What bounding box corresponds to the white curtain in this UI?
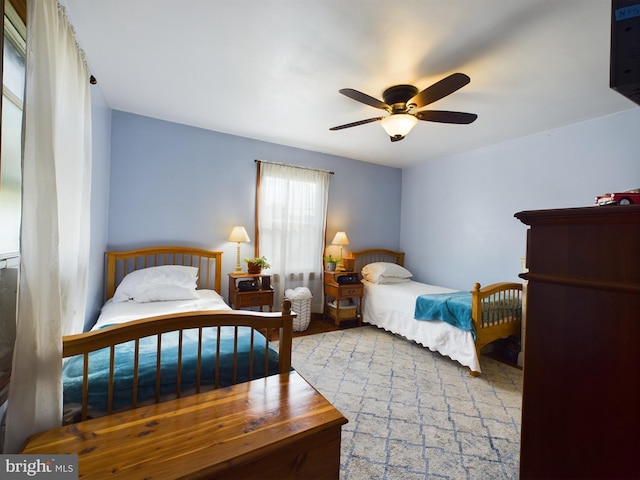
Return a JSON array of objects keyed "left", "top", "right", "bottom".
[
  {"left": 257, "top": 162, "right": 329, "bottom": 311},
  {"left": 3, "top": 0, "right": 92, "bottom": 453}
]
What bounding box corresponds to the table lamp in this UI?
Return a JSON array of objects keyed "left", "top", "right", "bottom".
[
  {"left": 228, "top": 226, "right": 250, "bottom": 272},
  {"left": 331, "top": 231, "right": 349, "bottom": 272}
]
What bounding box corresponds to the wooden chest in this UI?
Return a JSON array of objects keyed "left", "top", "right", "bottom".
[{"left": 22, "top": 372, "right": 347, "bottom": 479}]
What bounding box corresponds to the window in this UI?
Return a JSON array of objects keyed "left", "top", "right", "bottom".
[
  {"left": 0, "top": 0, "right": 25, "bottom": 398},
  {"left": 256, "top": 161, "right": 330, "bottom": 311},
  {"left": 0, "top": 0, "right": 24, "bottom": 254}
]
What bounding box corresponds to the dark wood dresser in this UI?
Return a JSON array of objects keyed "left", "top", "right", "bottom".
[{"left": 515, "top": 205, "right": 640, "bottom": 479}]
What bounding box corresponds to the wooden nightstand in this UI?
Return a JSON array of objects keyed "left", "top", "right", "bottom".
[
  {"left": 323, "top": 271, "right": 363, "bottom": 326},
  {"left": 228, "top": 272, "right": 274, "bottom": 311}
]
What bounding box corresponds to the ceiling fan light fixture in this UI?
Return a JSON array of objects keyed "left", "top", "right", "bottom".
[{"left": 380, "top": 114, "right": 418, "bottom": 140}]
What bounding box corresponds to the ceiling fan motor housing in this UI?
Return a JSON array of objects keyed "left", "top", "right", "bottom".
[{"left": 382, "top": 84, "right": 419, "bottom": 111}]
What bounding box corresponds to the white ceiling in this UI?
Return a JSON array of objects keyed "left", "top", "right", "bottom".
[{"left": 62, "top": 0, "right": 636, "bottom": 168}]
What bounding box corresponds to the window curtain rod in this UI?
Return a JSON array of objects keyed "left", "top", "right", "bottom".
[{"left": 254, "top": 159, "right": 334, "bottom": 175}]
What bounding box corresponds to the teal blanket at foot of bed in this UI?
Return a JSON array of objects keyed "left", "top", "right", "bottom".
[
  {"left": 62, "top": 326, "right": 281, "bottom": 412},
  {"left": 414, "top": 291, "right": 476, "bottom": 339}
]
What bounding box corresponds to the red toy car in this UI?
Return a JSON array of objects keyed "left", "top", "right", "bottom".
[{"left": 595, "top": 188, "right": 640, "bottom": 206}]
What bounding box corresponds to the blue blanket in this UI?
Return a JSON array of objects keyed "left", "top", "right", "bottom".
[
  {"left": 414, "top": 291, "right": 476, "bottom": 339},
  {"left": 63, "top": 326, "right": 280, "bottom": 412}
]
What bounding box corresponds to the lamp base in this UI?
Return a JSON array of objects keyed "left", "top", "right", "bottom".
[
  {"left": 336, "top": 245, "right": 346, "bottom": 272},
  {"left": 235, "top": 243, "right": 243, "bottom": 273}
]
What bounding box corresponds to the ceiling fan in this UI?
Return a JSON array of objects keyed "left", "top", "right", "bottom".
[{"left": 330, "top": 72, "right": 478, "bottom": 142}]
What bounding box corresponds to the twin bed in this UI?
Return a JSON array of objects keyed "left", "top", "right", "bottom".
[
  {"left": 62, "top": 246, "right": 294, "bottom": 421},
  {"left": 351, "top": 249, "right": 523, "bottom": 375}
]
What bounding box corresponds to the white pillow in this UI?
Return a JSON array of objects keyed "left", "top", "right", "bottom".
[
  {"left": 375, "top": 276, "right": 411, "bottom": 284},
  {"left": 130, "top": 285, "right": 199, "bottom": 303},
  {"left": 112, "top": 265, "right": 199, "bottom": 303},
  {"left": 362, "top": 262, "right": 412, "bottom": 284}
]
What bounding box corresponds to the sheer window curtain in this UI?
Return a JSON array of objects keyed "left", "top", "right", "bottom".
[
  {"left": 3, "top": 0, "right": 92, "bottom": 452},
  {"left": 257, "top": 162, "right": 329, "bottom": 312}
]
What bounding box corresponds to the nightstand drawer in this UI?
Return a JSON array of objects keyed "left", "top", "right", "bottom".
[
  {"left": 235, "top": 291, "right": 273, "bottom": 308},
  {"left": 337, "top": 284, "right": 363, "bottom": 297},
  {"left": 323, "top": 281, "right": 362, "bottom": 299}
]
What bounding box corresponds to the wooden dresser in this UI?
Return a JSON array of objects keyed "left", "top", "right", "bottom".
[
  {"left": 22, "top": 372, "right": 347, "bottom": 479},
  {"left": 515, "top": 205, "right": 640, "bottom": 479}
]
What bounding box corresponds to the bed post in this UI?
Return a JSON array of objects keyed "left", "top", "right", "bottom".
[
  {"left": 105, "top": 253, "right": 117, "bottom": 301},
  {"left": 279, "top": 300, "right": 294, "bottom": 373},
  {"left": 469, "top": 282, "right": 482, "bottom": 376},
  {"left": 213, "top": 252, "right": 223, "bottom": 294}
]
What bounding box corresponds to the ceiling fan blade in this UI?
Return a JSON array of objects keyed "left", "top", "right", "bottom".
[
  {"left": 409, "top": 73, "right": 471, "bottom": 108},
  {"left": 330, "top": 117, "right": 384, "bottom": 131},
  {"left": 339, "top": 88, "right": 389, "bottom": 110},
  {"left": 415, "top": 110, "right": 478, "bottom": 124}
]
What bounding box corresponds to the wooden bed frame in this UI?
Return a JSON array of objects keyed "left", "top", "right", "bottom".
[
  {"left": 63, "top": 246, "right": 294, "bottom": 421},
  {"left": 351, "top": 248, "right": 522, "bottom": 375}
]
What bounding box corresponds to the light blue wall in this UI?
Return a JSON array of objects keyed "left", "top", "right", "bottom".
[
  {"left": 85, "top": 84, "right": 112, "bottom": 329},
  {"left": 108, "top": 111, "right": 402, "bottom": 301},
  {"left": 102, "top": 106, "right": 640, "bottom": 311},
  {"left": 400, "top": 107, "right": 640, "bottom": 290}
]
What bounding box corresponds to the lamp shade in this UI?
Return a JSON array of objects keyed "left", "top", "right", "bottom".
[
  {"left": 380, "top": 114, "right": 418, "bottom": 138},
  {"left": 228, "top": 226, "right": 250, "bottom": 243},
  {"left": 331, "top": 231, "right": 349, "bottom": 246}
]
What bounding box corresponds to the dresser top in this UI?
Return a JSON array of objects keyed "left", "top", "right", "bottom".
[{"left": 515, "top": 204, "right": 640, "bottom": 226}]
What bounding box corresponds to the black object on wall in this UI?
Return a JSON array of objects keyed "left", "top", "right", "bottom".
[{"left": 611, "top": 0, "right": 640, "bottom": 105}]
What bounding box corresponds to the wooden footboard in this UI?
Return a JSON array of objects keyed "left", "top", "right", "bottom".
[
  {"left": 64, "top": 301, "right": 294, "bottom": 422},
  {"left": 470, "top": 282, "right": 522, "bottom": 374}
]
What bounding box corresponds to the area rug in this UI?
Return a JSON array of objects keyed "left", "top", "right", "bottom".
[{"left": 291, "top": 326, "right": 522, "bottom": 480}]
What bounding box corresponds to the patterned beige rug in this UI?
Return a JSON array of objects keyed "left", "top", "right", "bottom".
[{"left": 291, "top": 326, "right": 522, "bottom": 480}]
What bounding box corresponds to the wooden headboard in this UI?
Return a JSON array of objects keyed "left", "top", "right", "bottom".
[
  {"left": 105, "top": 246, "right": 223, "bottom": 300},
  {"left": 351, "top": 249, "right": 405, "bottom": 272}
]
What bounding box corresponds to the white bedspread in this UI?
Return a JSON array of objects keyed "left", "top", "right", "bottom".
[
  {"left": 92, "top": 289, "right": 231, "bottom": 330},
  {"left": 362, "top": 279, "right": 481, "bottom": 373}
]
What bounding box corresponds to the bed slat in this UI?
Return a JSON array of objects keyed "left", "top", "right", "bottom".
[
  {"left": 177, "top": 330, "right": 183, "bottom": 397},
  {"left": 155, "top": 335, "right": 162, "bottom": 403},
  {"left": 133, "top": 339, "right": 140, "bottom": 409},
  {"left": 196, "top": 328, "right": 203, "bottom": 393},
  {"left": 107, "top": 345, "right": 115, "bottom": 415}
]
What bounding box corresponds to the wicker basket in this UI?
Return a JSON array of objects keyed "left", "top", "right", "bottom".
[
  {"left": 326, "top": 303, "right": 357, "bottom": 320},
  {"left": 289, "top": 298, "right": 312, "bottom": 331}
]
